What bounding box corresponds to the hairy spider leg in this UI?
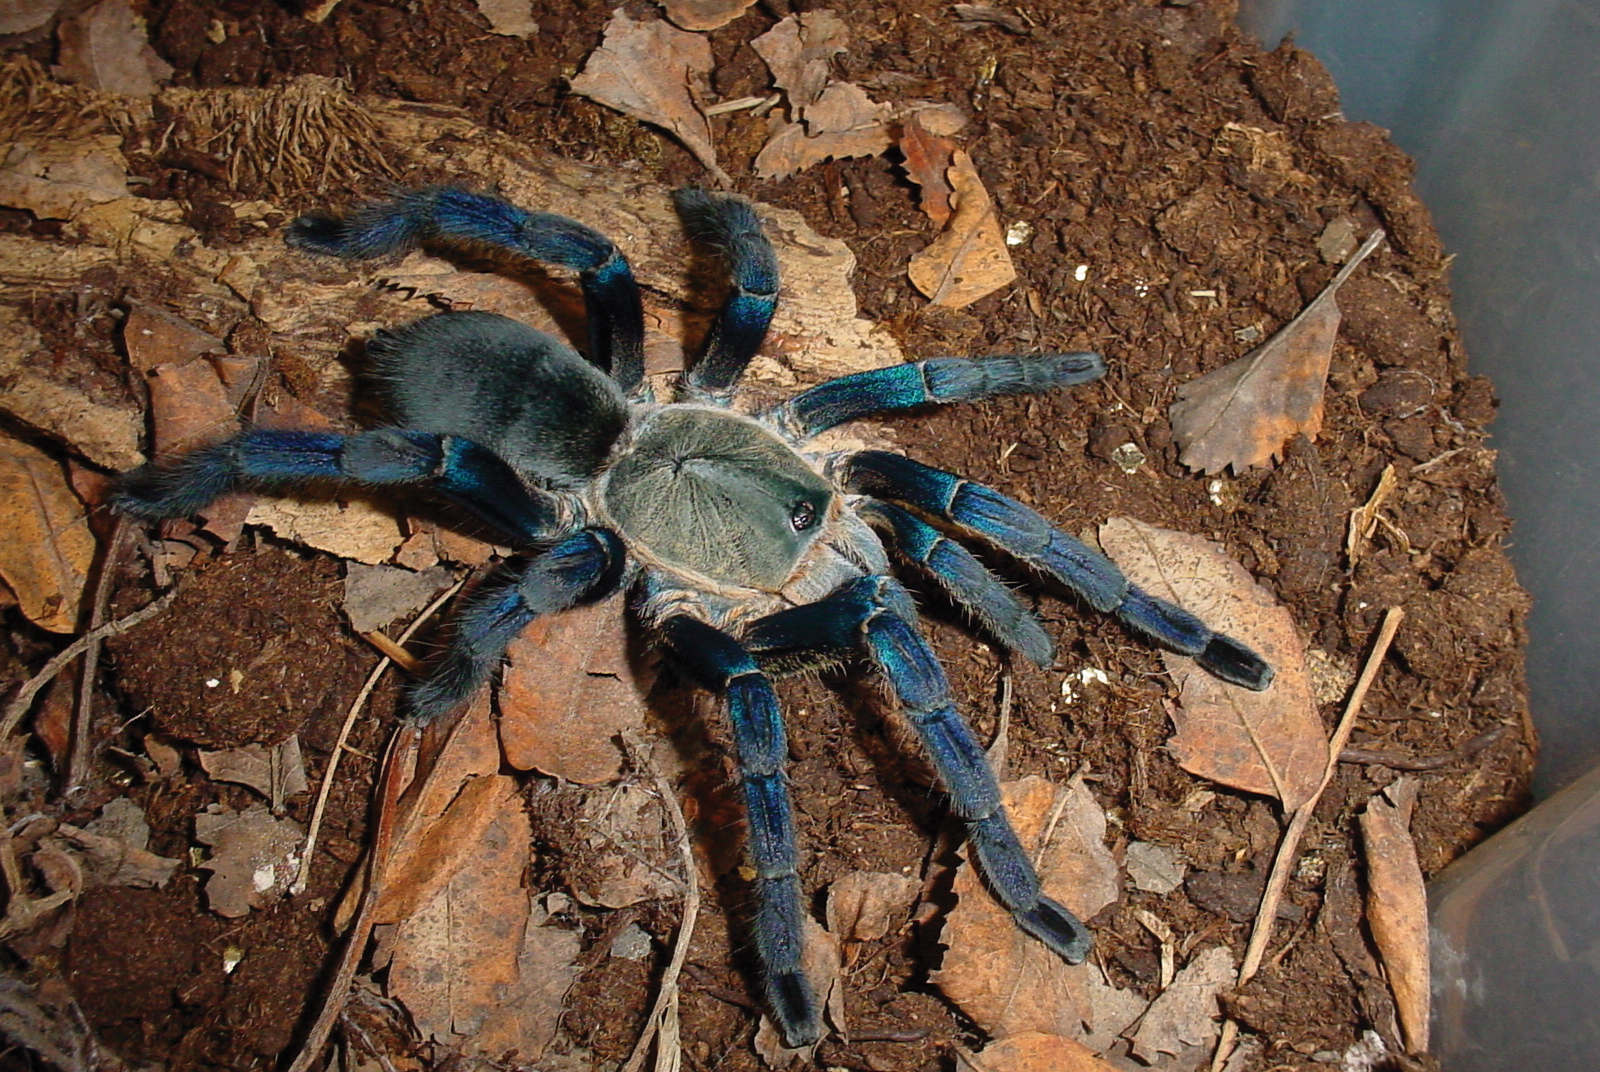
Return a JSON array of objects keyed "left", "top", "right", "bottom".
[
  {"left": 746, "top": 576, "right": 1094, "bottom": 965},
  {"left": 405, "top": 529, "right": 625, "bottom": 722},
  {"left": 859, "top": 499, "right": 1055, "bottom": 668},
  {"left": 657, "top": 614, "right": 819, "bottom": 1048},
  {"left": 840, "top": 451, "right": 1276, "bottom": 691},
  {"left": 287, "top": 187, "right": 646, "bottom": 390},
  {"left": 673, "top": 190, "right": 779, "bottom": 397},
  {"left": 115, "top": 429, "right": 566, "bottom": 545},
  {"left": 771, "top": 351, "right": 1106, "bottom": 438}
]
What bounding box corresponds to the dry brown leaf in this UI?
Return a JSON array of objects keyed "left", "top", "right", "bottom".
[
  {"left": 660, "top": 0, "right": 757, "bottom": 32},
  {"left": 144, "top": 358, "right": 236, "bottom": 457},
  {"left": 932, "top": 774, "right": 1119, "bottom": 1040},
  {"left": 0, "top": 437, "right": 95, "bottom": 633},
  {"left": 1169, "top": 230, "right": 1385, "bottom": 474},
  {"left": 1360, "top": 777, "right": 1429, "bottom": 1054},
  {"left": 197, "top": 737, "right": 310, "bottom": 807},
  {"left": 498, "top": 594, "right": 652, "bottom": 784},
  {"left": 387, "top": 791, "right": 576, "bottom": 1061},
  {"left": 907, "top": 150, "right": 1018, "bottom": 309},
  {"left": 1126, "top": 945, "right": 1235, "bottom": 1061},
  {"left": 122, "top": 304, "right": 225, "bottom": 373},
  {"left": 244, "top": 496, "right": 406, "bottom": 565},
  {"left": 54, "top": 820, "right": 180, "bottom": 890},
  {"left": 53, "top": 0, "right": 172, "bottom": 97},
  {"left": 192, "top": 803, "right": 305, "bottom": 917},
  {"left": 0, "top": 139, "right": 128, "bottom": 220},
  {"left": 569, "top": 782, "right": 677, "bottom": 908},
  {"left": 569, "top": 10, "right": 730, "bottom": 184},
  {"left": 899, "top": 113, "right": 959, "bottom": 227},
  {"left": 750, "top": 11, "right": 849, "bottom": 119},
  {"left": 474, "top": 0, "right": 538, "bottom": 36},
  {"left": 341, "top": 562, "right": 455, "bottom": 635},
  {"left": 0, "top": 0, "right": 64, "bottom": 35},
  {"left": 754, "top": 110, "right": 893, "bottom": 181},
  {"left": 956, "top": 1031, "right": 1124, "bottom": 1072},
  {"left": 826, "top": 870, "right": 919, "bottom": 944},
  {"left": 1099, "top": 517, "right": 1325, "bottom": 813}
]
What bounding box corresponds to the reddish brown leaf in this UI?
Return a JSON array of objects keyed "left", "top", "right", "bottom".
[
  {"left": 826, "top": 870, "right": 919, "bottom": 944},
  {"left": 569, "top": 11, "right": 729, "bottom": 184},
  {"left": 907, "top": 150, "right": 1017, "bottom": 309},
  {"left": 659, "top": 0, "right": 758, "bottom": 32},
  {"left": 898, "top": 112, "right": 958, "bottom": 227},
  {"left": 1169, "top": 230, "right": 1384, "bottom": 474},
  {"left": 0, "top": 437, "right": 95, "bottom": 633},
  {"left": 956, "top": 1032, "right": 1124, "bottom": 1072},
  {"left": 1099, "top": 517, "right": 1325, "bottom": 813},
  {"left": 1360, "top": 777, "right": 1429, "bottom": 1053},
  {"left": 498, "top": 594, "right": 652, "bottom": 783}
]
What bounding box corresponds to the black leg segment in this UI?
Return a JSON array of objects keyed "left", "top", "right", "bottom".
[{"left": 675, "top": 190, "right": 778, "bottom": 397}]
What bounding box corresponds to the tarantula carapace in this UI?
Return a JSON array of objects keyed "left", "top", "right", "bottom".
[{"left": 117, "top": 186, "right": 1272, "bottom": 1047}]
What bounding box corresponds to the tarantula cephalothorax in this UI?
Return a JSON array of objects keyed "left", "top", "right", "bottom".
[{"left": 116, "top": 187, "right": 1274, "bottom": 1047}]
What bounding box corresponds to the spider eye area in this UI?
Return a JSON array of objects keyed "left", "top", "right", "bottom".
[{"left": 790, "top": 500, "right": 818, "bottom": 531}]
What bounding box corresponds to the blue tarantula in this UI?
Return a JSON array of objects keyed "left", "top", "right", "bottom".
[{"left": 116, "top": 187, "right": 1272, "bottom": 1047}]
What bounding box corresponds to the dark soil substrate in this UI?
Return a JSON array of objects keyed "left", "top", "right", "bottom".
[{"left": 0, "top": 2, "right": 1531, "bottom": 1071}]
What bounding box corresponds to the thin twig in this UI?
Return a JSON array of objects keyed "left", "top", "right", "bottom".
[
  {"left": 67, "top": 518, "right": 130, "bottom": 790},
  {"left": 1340, "top": 724, "right": 1506, "bottom": 771},
  {"left": 292, "top": 579, "right": 463, "bottom": 896},
  {"left": 2, "top": 587, "right": 178, "bottom": 741},
  {"left": 1210, "top": 606, "right": 1404, "bottom": 1072},
  {"left": 621, "top": 732, "right": 699, "bottom": 1072}
]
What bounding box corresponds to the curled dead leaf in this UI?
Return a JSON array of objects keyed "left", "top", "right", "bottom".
[
  {"left": 1099, "top": 517, "right": 1325, "bottom": 813},
  {"left": 1169, "top": 230, "right": 1385, "bottom": 474},
  {"left": 0, "top": 437, "right": 95, "bottom": 633},
  {"left": 907, "top": 150, "right": 1018, "bottom": 309},
  {"left": 569, "top": 10, "right": 729, "bottom": 184},
  {"left": 1360, "top": 777, "right": 1429, "bottom": 1054},
  {"left": 898, "top": 113, "right": 959, "bottom": 227}
]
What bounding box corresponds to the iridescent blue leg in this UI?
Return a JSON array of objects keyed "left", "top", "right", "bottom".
[
  {"left": 839, "top": 452, "right": 1274, "bottom": 691},
  {"left": 658, "top": 614, "right": 817, "bottom": 1048},
  {"left": 745, "top": 576, "right": 1093, "bottom": 965},
  {"left": 287, "top": 187, "right": 645, "bottom": 390},
  {"left": 860, "top": 499, "right": 1054, "bottom": 668},
  {"left": 674, "top": 190, "right": 777, "bottom": 397},
  {"left": 406, "top": 529, "right": 625, "bottom": 722},
  {"left": 770, "top": 352, "right": 1104, "bottom": 438},
  {"left": 115, "top": 429, "right": 564, "bottom": 545}
]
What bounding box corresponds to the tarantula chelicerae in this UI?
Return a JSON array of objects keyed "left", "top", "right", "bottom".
[{"left": 117, "top": 187, "right": 1273, "bottom": 1046}]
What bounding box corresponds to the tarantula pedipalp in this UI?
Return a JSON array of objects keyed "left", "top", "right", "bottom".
[{"left": 116, "top": 186, "right": 1274, "bottom": 1047}]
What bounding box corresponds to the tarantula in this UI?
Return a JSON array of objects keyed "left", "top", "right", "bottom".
[{"left": 117, "top": 187, "right": 1273, "bottom": 1047}]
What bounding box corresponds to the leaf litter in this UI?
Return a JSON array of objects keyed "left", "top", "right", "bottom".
[{"left": 1358, "top": 776, "right": 1430, "bottom": 1054}]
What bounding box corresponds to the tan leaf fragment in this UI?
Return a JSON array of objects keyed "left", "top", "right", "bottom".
[
  {"left": 387, "top": 791, "right": 576, "bottom": 1061},
  {"left": 245, "top": 496, "right": 405, "bottom": 565},
  {"left": 0, "top": 139, "right": 128, "bottom": 219},
  {"left": 145, "top": 357, "right": 237, "bottom": 457},
  {"left": 1359, "top": 777, "right": 1429, "bottom": 1054},
  {"left": 932, "top": 774, "right": 1119, "bottom": 1040},
  {"left": 53, "top": 822, "right": 180, "bottom": 890},
  {"left": 1127, "top": 945, "right": 1235, "bottom": 1061},
  {"left": 122, "top": 303, "right": 225, "bottom": 373},
  {"left": 569, "top": 782, "right": 677, "bottom": 909},
  {"left": 197, "top": 736, "right": 310, "bottom": 808},
  {"left": 660, "top": 0, "right": 758, "bottom": 32},
  {"left": 956, "top": 1031, "right": 1125, "bottom": 1072},
  {"left": 750, "top": 11, "right": 850, "bottom": 118},
  {"left": 1169, "top": 230, "right": 1385, "bottom": 474},
  {"left": 498, "top": 595, "right": 653, "bottom": 784},
  {"left": 474, "top": 0, "right": 539, "bottom": 36},
  {"left": 1099, "top": 517, "right": 1324, "bottom": 812},
  {"left": 193, "top": 802, "right": 305, "bottom": 918},
  {"left": 753, "top": 86, "right": 893, "bottom": 181},
  {"left": 907, "top": 150, "right": 1018, "bottom": 309},
  {"left": 899, "top": 113, "right": 959, "bottom": 227},
  {"left": 53, "top": 0, "right": 173, "bottom": 97},
  {"left": 826, "top": 870, "right": 919, "bottom": 943},
  {"left": 0, "top": 437, "right": 95, "bottom": 633},
  {"left": 0, "top": 0, "right": 65, "bottom": 35},
  {"left": 341, "top": 562, "right": 456, "bottom": 635},
  {"left": 569, "top": 10, "right": 730, "bottom": 184}
]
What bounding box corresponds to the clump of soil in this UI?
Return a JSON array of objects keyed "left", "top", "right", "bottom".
[{"left": 0, "top": 2, "right": 1531, "bottom": 1071}]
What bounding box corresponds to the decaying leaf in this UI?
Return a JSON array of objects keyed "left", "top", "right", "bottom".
[
  {"left": 907, "top": 150, "right": 1018, "bottom": 309},
  {"left": 956, "top": 1031, "right": 1124, "bottom": 1072},
  {"left": 198, "top": 737, "right": 310, "bottom": 807},
  {"left": 1099, "top": 517, "right": 1325, "bottom": 813},
  {"left": 341, "top": 562, "right": 455, "bottom": 635},
  {"left": 0, "top": 437, "right": 95, "bottom": 633},
  {"left": 569, "top": 782, "right": 677, "bottom": 909},
  {"left": 660, "top": 0, "right": 758, "bottom": 32},
  {"left": 143, "top": 357, "right": 237, "bottom": 457},
  {"left": 932, "top": 775, "right": 1119, "bottom": 1040},
  {"left": 1169, "top": 230, "right": 1385, "bottom": 474},
  {"left": 569, "top": 10, "right": 730, "bottom": 184},
  {"left": 475, "top": 0, "right": 539, "bottom": 36},
  {"left": 386, "top": 789, "right": 576, "bottom": 1061},
  {"left": 1124, "top": 840, "right": 1186, "bottom": 895},
  {"left": 0, "top": 0, "right": 65, "bottom": 35},
  {"left": 1127, "top": 946, "right": 1234, "bottom": 1061},
  {"left": 750, "top": 11, "right": 849, "bottom": 119},
  {"left": 498, "top": 594, "right": 652, "bottom": 784},
  {"left": 826, "top": 870, "right": 919, "bottom": 944},
  {"left": 0, "top": 138, "right": 128, "bottom": 219},
  {"left": 53, "top": 0, "right": 173, "bottom": 97},
  {"left": 899, "top": 112, "right": 959, "bottom": 226},
  {"left": 244, "top": 496, "right": 406, "bottom": 565},
  {"left": 1359, "top": 777, "right": 1429, "bottom": 1054},
  {"left": 57, "top": 800, "right": 180, "bottom": 889},
  {"left": 193, "top": 802, "right": 306, "bottom": 918},
  {"left": 753, "top": 86, "right": 893, "bottom": 180}
]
